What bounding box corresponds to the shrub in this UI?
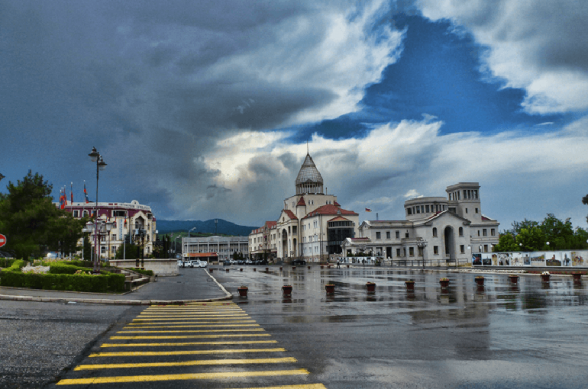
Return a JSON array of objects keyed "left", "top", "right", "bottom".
[
  {"left": 0, "top": 270, "right": 125, "bottom": 293},
  {"left": 130, "top": 268, "right": 154, "bottom": 276},
  {"left": 0, "top": 258, "right": 19, "bottom": 268}
]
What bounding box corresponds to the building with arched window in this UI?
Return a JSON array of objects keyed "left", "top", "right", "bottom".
[
  {"left": 342, "top": 182, "right": 499, "bottom": 263},
  {"left": 249, "top": 152, "right": 360, "bottom": 262}
]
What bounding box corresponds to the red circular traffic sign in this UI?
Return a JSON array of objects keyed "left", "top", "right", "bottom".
[{"left": 0, "top": 234, "right": 6, "bottom": 248}]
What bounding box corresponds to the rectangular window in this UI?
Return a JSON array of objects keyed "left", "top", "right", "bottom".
[
  {"left": 403, "top": 248, "right": 406, "bottom": 257},
  {"left": 396, "top": 248, "right": 401, "bottom": 257},
  {"left": 460, "top": 245, "right": 465, "bottom": 254},
  {"left": 409, "top": 247, "right": 414, "bottom": 257},
  {"left": 416, "top": 206, "right": 420, "bottom": 214},
  {"left": 475, "top": 208, "right": 479, "bottom": 213},
  {"left": 405, "top": 232, "right": 409, "bottom": 238},
  {"left": 483, "top": 229, "right": 487, "bottom": 236},
  {"left": 112, "top": 234, "right": 116, "bottom": 240},
  {"left": 465, "top": 208, "right": 468, "bottom": 213},
  {"left": 113, "top": 210, "right": 126, "bottom": 217},
  {"left": 407, "top": 208, "right": 412, "bottom": 215},
  {"left": 425, "top": 204, "right": 430, "bottom": 213},
  {"left": 434, "top": 246, "right": 439, "bottom": 255},
  {"left": 112, "top": 246, "right": 116, "bottom": 253},
  {"left": 396, "top": 231, "right": 399, "bottom": 239},
  {"left": 477, "top": 230, "right": 480, "bottom": 237},
  {"left": 491, "top": 229, "right": 496, "bottom": 236},
  {"left": 386, "top": 231, "right": 390, "bottom": 239},
  {"left": 376, "top": 232, "right": 381, "bottom": 239},
  {"left": 484, "top": 244, "right": 488, "bottom": 252},
  {"left": 73, "top": 210, "right": 79, "bottom": 218}
]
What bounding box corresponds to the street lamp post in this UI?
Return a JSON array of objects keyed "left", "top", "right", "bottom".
[
  {"left": 88, "top": 147, "right": 107, "bottom": 273},
  {"left": 134, "top": 228, "right": 146, "bottom": 269},
  {"left": 417, "top": 240, "right": 428, "bottom": 270}
]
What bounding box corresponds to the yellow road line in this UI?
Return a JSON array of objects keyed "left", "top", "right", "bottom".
[
  {"left": 111, "top": 334, "right": 271, "bottom": 339},
  {"left": 127, "top": 320, "right": 255, "bottom": 327},
  {"left": 118, "top": 329, "right": 264, "bottom": 334},
  {"left": 145, "top": 309, "right": 244, "bottom": 313},
  {"left": 136, "top": 313, "right": 249, "bottom": 319},
  {"left": 90, "top": 348, "right": 286, "bottom": 357},
  {"left": 57, "top": 369, "right": 309, "bottom": 385},
  {"left": 75, "top": 357, "right": 297, "bottom": 370},
  {"left": 124, "top": 324, "right": 259, "bottom": 329},
  {"left": 101, "top": 340, "right": 278, "bottom": 347},
  {"left": 131, "top": 318, "right": 251, "bottom": 322},
  {"left": 220, "top": 386, "right": 327, "bottom": 389}
]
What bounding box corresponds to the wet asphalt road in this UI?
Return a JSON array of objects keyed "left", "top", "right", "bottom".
[
  {"left": 48, "top": 265, "right": 588, "bottom": 388},
  {"left": 214, "top": 265, "right": 588, "bottom": 388}
]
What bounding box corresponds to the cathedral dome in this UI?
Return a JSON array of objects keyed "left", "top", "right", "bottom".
[{"left": 295, "top": 153, "right": 324, "bottom": 195}]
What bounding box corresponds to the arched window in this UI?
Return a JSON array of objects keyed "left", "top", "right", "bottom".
[
  {"left": 433, "top": 227, "right": 437, "bottom": 237},
  {"left": 459, "top": 227, "right": 463, "bottom": 237}
]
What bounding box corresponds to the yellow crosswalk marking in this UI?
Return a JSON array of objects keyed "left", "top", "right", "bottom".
[
  {"left": 131, "top": 318, "right": 251, "bottom": 322},
  {"left": 57, "top": 369, "right": 309, "bottom": 385},
  {"left": 90, "top": 348, "right": 286, "bottom": 357},
  {"left": 118, "top": 329, "right": 265, "bottom": 334},
  {"left": 111, "top": 334, "right": 271, "bottom": 339},
  {"left": 220, "top": 384, "right": 327, "bottom": 389},
  {"left": 136, "top": 314, "right": 249, "bottom": 318},
  {"left": 123, "top": 324, "right": 260, "bottom": 329},
  {"left": 101, "top": 340, "right": 278, "bottom": 347},
  {"left": 75, "top": 357, "right": 297, "bottom": 370},
  {"left": 127, "top": 320, "right": 255, "bottom": 327}
]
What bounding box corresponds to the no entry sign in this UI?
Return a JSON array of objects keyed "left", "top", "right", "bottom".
[{"left": 0, "top": 234, "right": 6, "bottom": 248}]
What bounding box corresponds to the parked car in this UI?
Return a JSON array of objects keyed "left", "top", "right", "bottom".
[
  {"left": 292, "top": 259, "right": 306, "bottom": 265},
  {"left": 237, "top": 260, "right": 245, "bottom": 265},
  {"left": 245, "top": 259, "right": 253, "bottom": 265},
  {"left": 196, "top": 260, "right": 208, "bottom": 268},
  {"left": 223, "top": 260, "right": 231, "bottom": 266}
]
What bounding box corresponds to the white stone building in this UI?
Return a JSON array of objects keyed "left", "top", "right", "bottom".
[
  {"left": 58, "top": 200, "right": 157, "bottom": 259},
  {"left": 250, "top": 152, "right": 360, "bottom": 262},
  {"left": 342, "top": 182, "right": 499, "bottom": 264},
  {"left": 182, "top": 235, "right": 248, "bottom": 263}
]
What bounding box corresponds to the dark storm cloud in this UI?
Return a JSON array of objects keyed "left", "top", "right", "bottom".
[{"left": 0, "top": 0, "right": 401, "bottom": 223}]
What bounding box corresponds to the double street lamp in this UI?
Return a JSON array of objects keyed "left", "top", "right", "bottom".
[
  {"left": 417, "top": 240, "right": 428, "bottom": 270},
  {"left": 89, "top": 147, "right": 107, "bottom": 273}
]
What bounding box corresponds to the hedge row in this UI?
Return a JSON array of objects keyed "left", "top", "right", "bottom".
[
  {"left": 130, "top": 268, "right": 154, "bottom": 277},
  {"left": 0, "top": 258, "right": 19, "bottom": 268},
  {"left": 48, "top": 264, "right": 97, "bottom": 275},
  {"left": 0, "top": 271, "right": 125, "bottom": 293},
  {"left": 6, "top": 260, "right": 26, "bottom": 271}
]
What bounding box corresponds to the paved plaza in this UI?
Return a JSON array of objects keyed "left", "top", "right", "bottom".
[{"left": 1, "top": 266, "right": 588, "bottom": 388}]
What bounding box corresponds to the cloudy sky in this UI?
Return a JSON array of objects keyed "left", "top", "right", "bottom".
[{"left": 1, "top": 0, "right": 588, "bottom": 230}]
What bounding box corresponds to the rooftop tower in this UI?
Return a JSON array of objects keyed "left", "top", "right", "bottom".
[{"left": 295, "top": 153, "right": 324, "bottom": 195}]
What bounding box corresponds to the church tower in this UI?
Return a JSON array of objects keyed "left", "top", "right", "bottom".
[{"left": 295, "top": 153, "right": 324, "bottom": 195}]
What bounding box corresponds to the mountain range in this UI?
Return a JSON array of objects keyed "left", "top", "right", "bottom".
[{"left": 155, "top": 219, "right": 258, "bottom": 236}]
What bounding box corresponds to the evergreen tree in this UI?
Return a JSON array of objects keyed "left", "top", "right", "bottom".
[{"left": 0, "top": 170, "right": 83, "bottom": 259}]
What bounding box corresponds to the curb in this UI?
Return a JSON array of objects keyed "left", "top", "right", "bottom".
[{"left": 0, "top": 271, "right": 234, "bottom": 306}]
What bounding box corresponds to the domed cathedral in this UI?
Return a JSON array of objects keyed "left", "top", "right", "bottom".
[{"left": 249, "top": 151, "right": 359, "bottom": 263}]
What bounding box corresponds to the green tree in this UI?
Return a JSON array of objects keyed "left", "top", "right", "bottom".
[
  {"left": 539, "top": 214, "right": 574, "bottom": 250},
  {"left": 82, "top": 233, "right": 92, "bottom": 260},
  {"left": 115, "top": 243, "right": 140, "bottom": 259},
  {"left": 0, "top": 170, "right": 84, "bottom": 259},
  {"left": 515, "top": 227, "right": 546, "bottom": 252},
  {"left": 493, "top": 233, "right": 519, "bottom": 252}
]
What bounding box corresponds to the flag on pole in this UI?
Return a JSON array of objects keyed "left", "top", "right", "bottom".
[
  {"left": 365, "top": 208, "right": 372, "bottom": 212},
  {"left": 70, "top": 182, "right": 73, "bottom": 203},
  {"left": 84, "top": 181, "right": 90, "bottom": 203},
  {"left": 64, "top": 186, "right": 68, "bottom": 206},
  {"left": 59, "top": 188, "right": 65, "bottom": 209}
]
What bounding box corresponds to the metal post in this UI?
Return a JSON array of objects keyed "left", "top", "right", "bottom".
[{"left": 93, "top": 161, "right": 99, "bottom": 273}]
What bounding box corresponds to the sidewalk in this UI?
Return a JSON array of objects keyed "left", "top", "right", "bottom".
[{"left": 0, "top": 268, "right": 232, "bottom": 305}]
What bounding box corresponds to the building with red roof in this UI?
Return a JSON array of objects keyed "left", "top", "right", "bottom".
[{"left": 250, "top": 152, "right": 359, "bottom": 262}]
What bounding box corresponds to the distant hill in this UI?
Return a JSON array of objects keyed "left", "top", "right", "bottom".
[{"left": 156, "top": 219, "right": 258, "bottom": 236}]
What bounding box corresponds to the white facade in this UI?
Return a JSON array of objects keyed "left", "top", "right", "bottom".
[
  {"left": 183, "top": 235, "right": 248, "bottom": 262},
  {"left": 58, "top": 200, "right": 157, "bottom": 259},
  {"left": 344, "top": 182, "right": 499, "bottom": 263},
  {"left": 251, "top": 153, "right": 359, "bottom": 263}
]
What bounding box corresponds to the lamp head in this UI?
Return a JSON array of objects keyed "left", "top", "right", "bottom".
[{"left": 89, "top": 147, "right": 99, "bottom": 162}]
